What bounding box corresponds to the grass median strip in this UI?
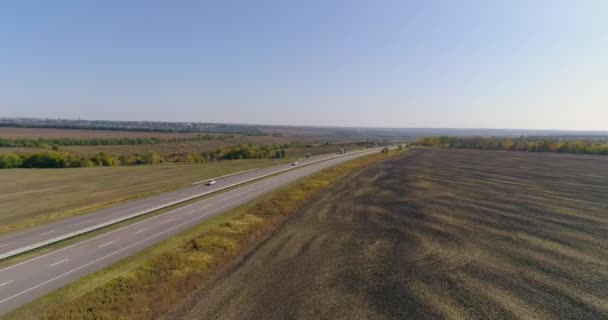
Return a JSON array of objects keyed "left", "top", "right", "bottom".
[{"left": 2, "top": 150, "right": 398, "bottom": 320}]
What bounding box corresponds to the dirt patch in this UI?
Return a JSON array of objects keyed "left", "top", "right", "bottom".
[{"left": 165, "top": 148, "right": 608, "bottom": 320}]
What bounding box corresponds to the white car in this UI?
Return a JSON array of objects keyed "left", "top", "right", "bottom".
[
  {"left": 292, "top": 161, "right": 299, "bottom": 166},
  {"left": 206, "top": 179, "right": 217, "bottom": 186}
]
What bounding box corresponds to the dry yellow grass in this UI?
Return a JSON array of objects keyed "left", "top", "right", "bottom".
[{"left": 0, "top": 159, "right": 287, "bottom": 233}]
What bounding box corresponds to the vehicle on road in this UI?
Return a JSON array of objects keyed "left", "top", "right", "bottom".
[
  {"left": 292, "top": 161, "right": 299, "bottom": 166},
  {"left": 206, "top": 179, "right": 217, "bottom": 186}
]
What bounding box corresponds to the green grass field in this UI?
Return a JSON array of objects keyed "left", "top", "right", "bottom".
[{"left": 0, "top": 158, "right": 289, "bottom": 233}]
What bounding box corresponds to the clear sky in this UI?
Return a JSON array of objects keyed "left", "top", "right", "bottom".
[{"left": 1, "top": 0, "right": 606, "bottom": 130}]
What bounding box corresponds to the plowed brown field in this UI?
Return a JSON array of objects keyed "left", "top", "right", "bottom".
[{"left": 167, "top": 148, "right": 608, "bottom": 320}]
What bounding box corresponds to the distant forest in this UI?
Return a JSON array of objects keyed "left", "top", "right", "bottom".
[
  {"left": 0, "top": 144, "right": 289, "bottom": 169},
  {"left": 0, "top": 119, "right": 266, "bottom": 135},
  {"left": 0, "top": 140, "right": 387, "bottom": 169},
  {"left": 0, "top": 135, "right": 232, "bottom": 148},
  {"left": 420, "top": 136, "right": 608, "bottom": 155}
]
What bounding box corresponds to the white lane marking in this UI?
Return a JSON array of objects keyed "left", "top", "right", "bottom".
[
  {"left": 0, "top": 244, "right": 9, "bottom": 248},
  {"left": 74, "top": 220, "right": 91, "bottom": 226},
  {"left": 222, "top": 193, "right": 239, "bottom": 201},
  {"left": 0, "top": 206, "right": 182, "bottom": 273},
  {"left": 39, "top": 230, "right": 56, "bottom": 236},
  {"left": 98, "top": 240, "right": 117, "bottom": 248},
  {"left": 49, "top": 259, "right": 68, "bottom": 267},
  {"left": 191, "top": 168, "right": 260, "bottom": 185},
  {"left": 0, "top": 280, "right": 14, "bottom": 287},
  {"left": 110, "top": 211, "right": 123, "bottom": 216},
  {"left": 160, "top": 219, "right": 174, "bottom": 225},
  {"left": 135, "top": 229, "right": 147, "bottom": 234},
  {"left": 185, "top": 203, "right": 212, "bottom": 215},
  {"left": 0, "top": 209, "right": 231, "bottom": 306},
  {"left": 0, "top": 195, "right": 204, "bottom": 273}
]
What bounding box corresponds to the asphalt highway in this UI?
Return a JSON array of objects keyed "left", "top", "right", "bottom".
[
  {"left": 0, "top": 149, "right": 372, "bottom": 260},
  {"left": 0, "top": 148, "right": 382, "bottom": 315}
]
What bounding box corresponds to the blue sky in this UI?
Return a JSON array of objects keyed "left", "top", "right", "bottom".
[{"left": 1, "top": 0, "right": 606, "bottom": 130}]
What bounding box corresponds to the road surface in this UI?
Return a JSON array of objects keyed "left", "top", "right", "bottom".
[
  {"left": 0, "top": 148, "right": 382, "bottom": 315},
  {"left": 0, "top": 149, "right": 370, "bottom": 260}
]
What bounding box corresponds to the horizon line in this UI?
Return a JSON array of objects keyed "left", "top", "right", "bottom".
[{"left": 1, "top": 116, "right": 607, "bottom": 134}]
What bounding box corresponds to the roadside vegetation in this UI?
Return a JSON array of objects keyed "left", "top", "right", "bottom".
[
  {"left": 0, "top": 144, "right": 290, "bottom": 169},
  {"left": 2, "top": 150, "right": 397, "bottom": 320},
  {"left": 419, "top": 136, "right": 608, "bottom": 155},
  {"left": 0, "top": 140, "right": 388, "bottom": 169}
]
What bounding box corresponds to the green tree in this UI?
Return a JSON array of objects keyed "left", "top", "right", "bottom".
[
  {"left": 0, "top": 153, "right": 23, "bottom": 168},
  {"left": 141, "top": 151, "right": 161, "bottom": 164}
]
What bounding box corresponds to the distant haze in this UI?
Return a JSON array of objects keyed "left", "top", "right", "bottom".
[{"left": 1, "top": 1, "right": 607, "bottom": 130}]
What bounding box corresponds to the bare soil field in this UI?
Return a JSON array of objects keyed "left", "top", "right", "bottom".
[{"left": 167, "top": 148, "right": 608, "bottom": 320}]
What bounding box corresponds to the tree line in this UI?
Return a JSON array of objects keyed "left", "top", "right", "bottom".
[
  {"left": 419, "top": 136, "right": 608, "bottom": 155},
  {"left": 355, "top": 139, "right": 392, "bottom": 147},
  {"left": 0, "top": 134, "right": 232, "bottom": 148},
  {"left": 0, "top": 144, "right": 288, "bottom": 169},
  {"left": 0, "top": 122, "right": 265, "bottom": 135}
]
